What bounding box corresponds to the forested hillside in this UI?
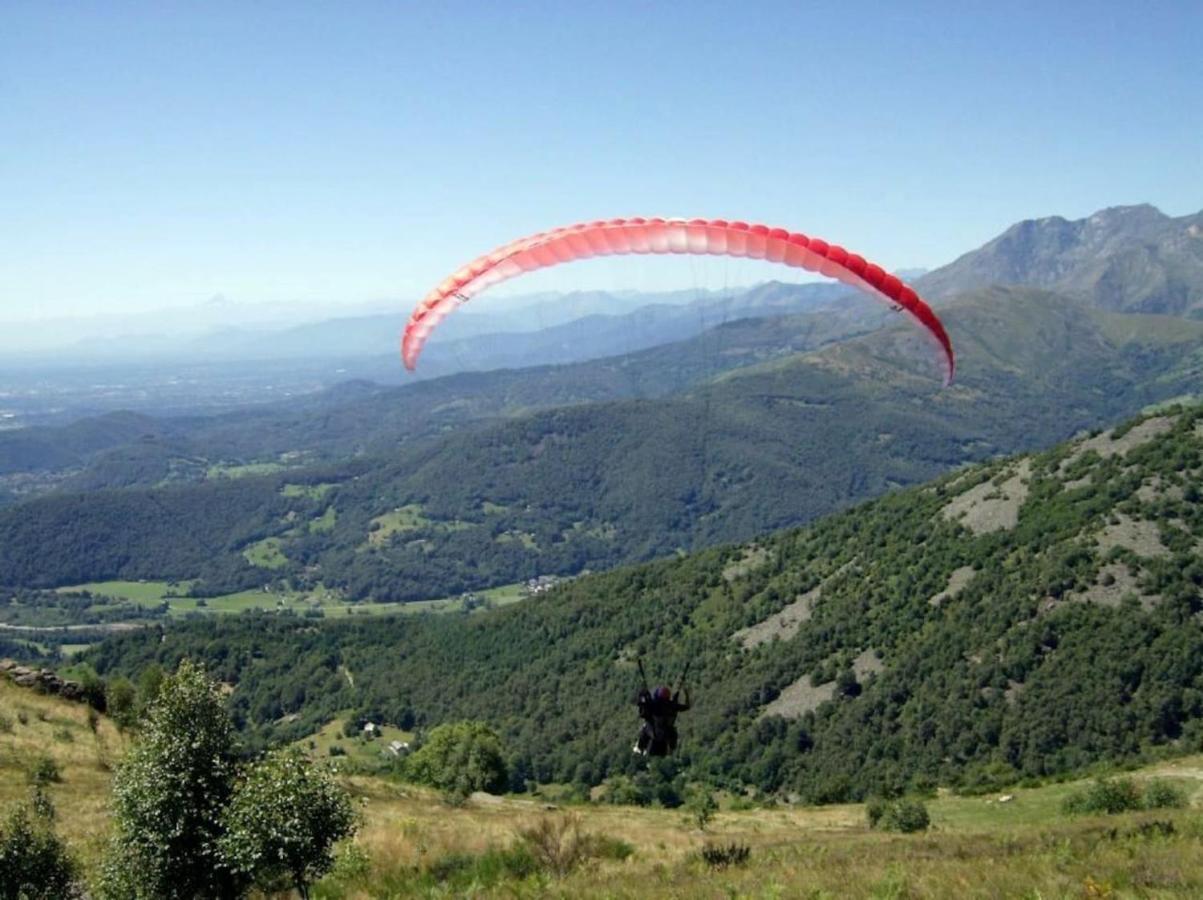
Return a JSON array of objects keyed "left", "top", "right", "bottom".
[
  {"left": 4, "top": 290, "right": 1201, "bottom": 599},
  {"left": 0, "top": 294, "right": 875, "bottom": 491},
  {"left": 88, "top": 403, "right": 1203, "bottom": 801}
]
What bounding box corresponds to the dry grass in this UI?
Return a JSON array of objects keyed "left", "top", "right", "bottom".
[
  {"left": 0, "top": 678, "right": 127, "bottom": 876},
  {"left": 321, "top": 787, "right": 1203, "bottom": 899},
  {"left": 7, "top": 679, "right": 1203, "bottom": 898}
]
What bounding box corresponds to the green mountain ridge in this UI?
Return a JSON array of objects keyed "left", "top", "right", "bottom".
[
  {"left": 2, "top": 288, "right": 1201, "bottom": 599},
  {"left": 0, "top": 297, "right": 876, "bottom": 491},
  {"left": 85, "top": 402, "right": 1203, "bottom": 801}
]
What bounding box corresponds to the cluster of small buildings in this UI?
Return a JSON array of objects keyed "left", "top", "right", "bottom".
[
  {"left": 362, "top": 721, "right": 410, "bottom": 756},
  {"left": 525, "top": 575, "right": 563, "bottom": 595}
]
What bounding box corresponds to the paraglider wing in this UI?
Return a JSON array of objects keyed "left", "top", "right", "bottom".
[{"left": 401, "top": 217, "right": 954, "bottom": 384}]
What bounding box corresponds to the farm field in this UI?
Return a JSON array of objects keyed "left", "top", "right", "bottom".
[{"left": 58, "top": 579, "right": 531, "bottom": 620}]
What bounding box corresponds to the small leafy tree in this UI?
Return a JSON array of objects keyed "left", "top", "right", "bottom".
[
  {"left": 1142, "top": 779, "right": 1187, "bottom": 810},
  {"left": 405, "top": 721, "right": 508, "bottom": 800},
  {"left": 106, "top": 676, "right": 139, "bottom": 730},
  {"left": 0, "top": 803, "right": 79, "bottom": 899},
  {"left": 27, "top": 754, "right": 61, "bottom": 787},
  {"left": 219, "top": 748, "right": 358, "bottom": 900},
  {"left": 77, "top": 668, "right": 108, "bottom": 712},
  {"left": 684, "top": 787, "right": 718, "bottom": 831},
  {"left": 1061, "top": 777, "right": 1142, "bottom": 815},
  {"left": 866, "top": 797, "right": 930, "bottom": 833},
  {"left": 137, "top": 663, "right": 165, "bottom": 710},
  {"left": 99, "top": 659, "right": 245, "bottom": 899}
]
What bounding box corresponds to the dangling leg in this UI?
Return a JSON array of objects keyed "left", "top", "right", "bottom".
[{"left": 634, "top": 721, "right": 652, "bottom": 755}]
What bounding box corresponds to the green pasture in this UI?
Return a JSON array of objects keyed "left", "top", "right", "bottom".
[
  {"left": 281, "top": 482, "right": 336, "bottom": 499},
  {"left": 309, "top": 506, "right": 338, "bottom": 533},
  {"left": 366, "top": 503, "right": 472, "bottom": 547},
  {"left": 299, "top": 716, "right": 416, "bottom": 767},
  {"left": 54, "top": 578, "right": 532, "bottom": 622},
  {"left": 205, "top": 461, "right": 289, "bottom": 479},
  {"left": 242, "top": 537, "right": 289, "bottom": 569}
]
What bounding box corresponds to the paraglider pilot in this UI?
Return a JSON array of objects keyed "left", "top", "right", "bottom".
[{"left": 633, "top": 660, "right": 690, "bottom": 757}]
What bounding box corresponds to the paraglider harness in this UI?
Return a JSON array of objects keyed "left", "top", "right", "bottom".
[{"left": 634, "top": 658, "right": 691, "bottom": 757}]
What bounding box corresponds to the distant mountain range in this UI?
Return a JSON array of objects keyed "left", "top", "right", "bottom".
[
  {"left": 2, "top": 282, "right": 847, "bottom": 368},
  {"left": 181, "top": 281, "right": 861, "bottom": 376},
  {"left": 2, "top": 286, "right": 1200, "bottom": 599},
  {"left": 1, "top": 203, "right": 1201, "bottom": 601},
  {"left": 919, "top": 204, "right": 1203, "bottom": 316}
]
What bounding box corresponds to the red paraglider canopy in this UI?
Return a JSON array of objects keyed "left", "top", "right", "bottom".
[{"left": 402, "top": 217, "right": 954, "bottom": 385}]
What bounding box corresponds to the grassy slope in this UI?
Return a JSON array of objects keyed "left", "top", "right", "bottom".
[
  {"left": 0, "top": 678, "right": 127, "bottom": 879},
  {"left": 5, "top": 675, "right": 1203, "bottom": 897}
]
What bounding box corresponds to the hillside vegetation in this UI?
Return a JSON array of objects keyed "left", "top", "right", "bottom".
[
  {"left": 86, "top": 403, "right": 1203, "bottom": 803},
  {"left": 4, "top": 290, "right": 1202, "bottom": 604}
]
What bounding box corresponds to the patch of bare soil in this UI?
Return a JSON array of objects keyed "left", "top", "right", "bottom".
[
  {"left": 759, "top": 648, "right": 881, "bottom": 720},
  {"left": 1004, "top": 680, "right": 1024, "bottom": 705},
  {"left": 852, "top": 648, "right": 883, "bottom": 680},
  {"left": 760, "top": 676, "right": 836, "bottom": 720},
  {"left": 929, "top": 565, "right": 977, "bottom": 606},
  {"left": 1069, "top": 563, "right": 1161, "bottom": 610},
  {"left": 1136, "top": 475, "right": 1185, "bottom": 504},
  {"left": 733, "top": 588, "right": 820, "bottom": 649},
  {"left": 1094, "top": 514, "right": 1170, "bottom": 559},
  {"left": 722, "top": 545, "right": 771, "bottom": 582},
  {"left": 1060, "top": 415, "right": 1175, "bottom": 469},
  {"left": 940, "top": 459, "right": 1032, "bottom": 535}
]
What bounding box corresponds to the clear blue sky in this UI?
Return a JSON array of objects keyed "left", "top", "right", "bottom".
[{"left": 3, "top": 0, "right": 1200, "bottom": 320}]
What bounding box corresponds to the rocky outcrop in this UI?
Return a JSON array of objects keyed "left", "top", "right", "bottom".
[{"left": 0, "top": 658, "right": 84, "bottom": 701}]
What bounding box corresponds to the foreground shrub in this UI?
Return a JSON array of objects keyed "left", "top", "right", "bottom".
[
  {"left": 701, "top": 842, "right": 751, "bottom": 870},
  {"left": 866, "top": 797, "right": 930, "bottom": 833},
  {"left": 219, "top": 748, "right": 358, "bottom": 900},
  {"left": 1107, "top": 819, "right": 1176, "bottom": 840},
  {"left": 27, "top": 754, "right": 61, "bottom": 786},
  {"left": 0, "top": 804, "right": 79, "bottom": 899},
  {"left": 428, "top": 846, "right": 540, "bottom": 885},
  {"left": 1142, "top": 779, "right": 1188, "bottom": 810},
  {"left": 516, "top": 813, "right": 632, "bottom": 876},
  {"left": 684, "top": 787, "right": 718, "bottom": 831},
  {"left": 1060, "top": 777, "right": 1176, "bottom": 815}
]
